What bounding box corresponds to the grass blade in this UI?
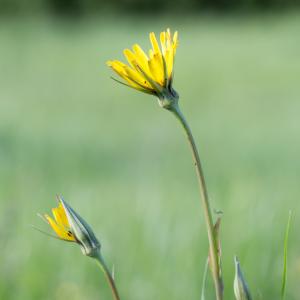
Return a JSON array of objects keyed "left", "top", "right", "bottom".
[
  {"left": 201, "top": 258, "right": 209, "bottom": 300},
  {"left": 281, "top": 211, "right": 292, "bottom": 300}
]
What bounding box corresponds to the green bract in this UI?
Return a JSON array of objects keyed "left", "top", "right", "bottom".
[
  {"left": 234, "top": 256, "right": 252, "bottom": 300},
  {"left": 60, "top": 196, "right": 101, "bottom": 257}
]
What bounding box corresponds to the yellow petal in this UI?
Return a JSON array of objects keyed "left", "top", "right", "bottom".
[
  {"left": 163, "top": 29, "right": 178, "bottom": 78},
  {"left": 166, "top": 29, "right": 172, "bottom": 49},
  {"left": 45, "top": 215, "right": 76, "bottom": 241},
  {"left": 149, "top": 32, "right": 161, "bottom": 56},
  {"left": 165, "top": 48, "right": 174, "bottom": 79},
  {"left": 109, "top": 60, "right": 148, "bottom": 89},
  {"left": 52, "top": 203, "right": 69, "bottom": 228},
  {"left": 123, "top": 65, "right": 151, "bottom": 89},
  {"left": 107, "top": 60, "right": 127, "bottom": 79},
  {"left": 173, "top": 31, "right": 179, "bottom": 54},
  {"left": 160, "top": 31, "right": 166, "bottom": 55},
  {"left": 108, "top": 60, "right": 136, "bottom": 85},
  {"left": 148, "top": 49, "right": 154, "bottom": 60},
  {"left": 148, "top": 53, "right": 164, "bottom": 86},
  {"left": 108, "top": 60, "right": 153, "bottom": 93},
  {"left": 123, "top": 48, "right": 137, "bottom": 69},
  {"left": 124, "top": 48, "right": 160, "bottom": 90},
  {"left": 132, "top": 44, "right": 150, "bottom": 74}
]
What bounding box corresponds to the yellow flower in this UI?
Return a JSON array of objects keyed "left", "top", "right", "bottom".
[
  {"left": 43, "top": 196, "right": 100, "bottom": 257},
  {"left": 107, "top": 28, "right": 179, "bottom": 109}
]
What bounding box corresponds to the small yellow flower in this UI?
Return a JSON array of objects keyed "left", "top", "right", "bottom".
[
  {"left": 43, "top": 196, "right": 100, "bottom": 257},
  {"left": 107, "top": 28, "right": 179, "bottom": 109}
]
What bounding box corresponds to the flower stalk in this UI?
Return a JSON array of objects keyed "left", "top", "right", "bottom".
[
  {"left": 95, "top": 252, "right": 121, "bottom": 300},
  {"left": 171, "top": 103, "right": 223, "bottom": 300},
  {"left": 107, "top": 28, "right": 223, "bottom": 299}
]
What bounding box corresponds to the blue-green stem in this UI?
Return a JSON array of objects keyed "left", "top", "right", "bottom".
[
  {"left": 95, "top": 252, "right": 121, "bottom": 300},
  {"left": 171, "top": 104, "right": 223, "bottom": 300}
]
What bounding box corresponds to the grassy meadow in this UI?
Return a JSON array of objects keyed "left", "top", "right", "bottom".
[{"left": 0, "top": 13, "right": 300, "bottom": 299}]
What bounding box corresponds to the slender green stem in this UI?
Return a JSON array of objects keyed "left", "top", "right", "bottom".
[
  {"left": 95, "top": 252, "right": 121, "bottom": 300},
  {"left": 281, "top": 211, "right": 292, "bottom": 300},
  {"left": 201, "top": 258, "right": 209, "bottom": 300},
  {"left": 171, "top": 104, "right": 223, "bottom": 300}
]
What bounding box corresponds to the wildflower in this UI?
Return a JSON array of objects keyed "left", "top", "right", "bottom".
[
  {"left": 107, "top": 29, "right": 179, "bottom": 110},
  {"left": 234, "top": 256, "right": 252, "bottom": 300},
  {"left": 43, "top": 196, "right": 100, "bottom": 258}
]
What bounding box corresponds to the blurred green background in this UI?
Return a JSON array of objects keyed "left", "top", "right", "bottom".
[
  {"left": 0, "top": 0, "right": 299, "bottom": 15},
  {"left": 1, "top": 5, "right": 300, "bottom": 300}
]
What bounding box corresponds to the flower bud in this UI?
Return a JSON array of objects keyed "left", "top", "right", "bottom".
[
  {"left": 234, "top": 256, "right": 252, "bottom": 300},
  {"left": 43, "top": 196, "right": 101, "bottom": 258}
]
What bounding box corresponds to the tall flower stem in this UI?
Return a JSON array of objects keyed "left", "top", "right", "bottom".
[
  {"left": 171, "top": 104, "right": 223, "bottom": 300},
  {"left": 95, "top": 252, "right": 121, "bottom": 300}
]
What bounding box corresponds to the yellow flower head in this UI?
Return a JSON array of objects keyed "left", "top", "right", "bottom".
[
  {"left": 107, "top": 28, "right": 179, "bottom": 109},
  {"left": 43, "top": 196, "right": 100, "bottom": 257}
]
